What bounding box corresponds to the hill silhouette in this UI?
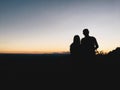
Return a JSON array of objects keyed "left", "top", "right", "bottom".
[
  {"left": 108, "top": 47, "right": 120, "bottom": 56},
  {"left": 106, "top": 47, "right": 120, "bottom": 64}
]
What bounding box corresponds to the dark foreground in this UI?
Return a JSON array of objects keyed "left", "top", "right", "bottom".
[
  {"left": 1, "top": 54, "right": 120, "bottom": 71},
  {"left": 0, "top": 54, "right": 120, "bottom": 80}
]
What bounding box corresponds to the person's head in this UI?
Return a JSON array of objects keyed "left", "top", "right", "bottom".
[
  {"left": 73, "top": 35, "right": 80, "bottom": 44},
  {"left": 83, "top": 29, "right": 89, "bottom": 37}
]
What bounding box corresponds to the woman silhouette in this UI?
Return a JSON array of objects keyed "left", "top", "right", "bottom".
[{"left": 70, "top": 35, "right": 81, "bottom": 57}]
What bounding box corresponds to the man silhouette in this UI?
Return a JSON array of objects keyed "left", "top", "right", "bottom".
[{"left": 81, "top": 29, "right": 99, "bottom": 60}]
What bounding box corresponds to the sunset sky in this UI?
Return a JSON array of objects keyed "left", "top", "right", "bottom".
[{"left": 0, "top": 0, "right": 120, "bottom": 53}]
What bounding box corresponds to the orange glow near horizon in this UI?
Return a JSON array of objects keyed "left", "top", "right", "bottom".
[
  {"left": 0, "top": 47, "right": 69, "bottom": 54},
  {"left": 0, "top": 50, "right": 68, "bottom": 54},
  {"left": 0, "top": 48, "right": 111, "bottom": 54}
]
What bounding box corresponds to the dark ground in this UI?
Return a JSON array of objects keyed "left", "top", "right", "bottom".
[{"left": 0, "top": 53, "right": 120, "bottom": 81}]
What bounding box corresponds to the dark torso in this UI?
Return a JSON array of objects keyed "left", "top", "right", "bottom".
[
  {"left": 81, "top": 36, "right": 96, "bottom": 52},
  {"left": 70, "top": 43, "right": 81, "bottom": 56}
]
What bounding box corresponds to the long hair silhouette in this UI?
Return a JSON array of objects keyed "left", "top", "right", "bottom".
[{"left": 70, "top": 35, "right": 81, "bottom": 56}]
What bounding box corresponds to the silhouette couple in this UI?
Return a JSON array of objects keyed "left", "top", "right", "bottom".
[{"left": 70, "top": 29, "right": 99, "bottom": 63}]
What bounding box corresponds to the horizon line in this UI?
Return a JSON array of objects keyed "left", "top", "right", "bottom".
[
  {"left": 1, "top": 47, "right": 119, "bottom": 54},
  {"left": 0, "top": 51, "right": 109, "bottom": 54}
]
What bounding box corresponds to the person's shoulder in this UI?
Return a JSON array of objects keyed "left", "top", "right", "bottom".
[
  {"left": 90, "top": 36, "right": 96, "bottom": 39},
  {"left": 90, "top": 36, "right": 97, "bottom": 42},
  {"left": 70, "top": 43, "right": 74, "bottom": 47},
  {"left": 81, "top": 37, "right": 85, "bottom": 41}
]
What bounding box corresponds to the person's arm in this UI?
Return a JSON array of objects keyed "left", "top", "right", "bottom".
[
  {"left": 94, "top": 38, "right": 99, "bottom": 50},
  {"left": 70, "top": 44, "right": 73, "bottom": 54}
]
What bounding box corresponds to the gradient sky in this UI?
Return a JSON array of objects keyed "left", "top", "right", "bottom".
[{"left": 0, "top": 0, "right": 120, "bottom": 53}]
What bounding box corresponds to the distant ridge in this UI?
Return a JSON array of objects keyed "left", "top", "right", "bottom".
[{"left": 108, "top": 47, "right": 120, "bottom": 56}]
